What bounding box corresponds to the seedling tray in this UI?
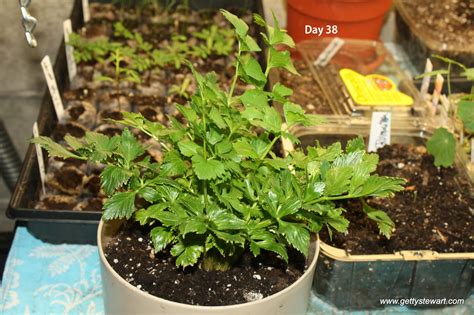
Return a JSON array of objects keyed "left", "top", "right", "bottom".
[
  {"left": 286, "top": 121, "right": 473, "bottom": 310},
  {"left": 295, "top": 39, "right": 425, "bottom": 119},
  {"left": 394, "top": 0, "right": 474, "bottom": 73},
  {"left": 7, "top": 0, "right": 264, "bottom": 244}
]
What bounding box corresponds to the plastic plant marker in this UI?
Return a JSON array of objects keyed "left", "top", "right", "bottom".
[
  {"left": 63, "top": 19, "right": 77, "bottom": 83},
  {"left": 41, "top": 56, "right": 65, "bottom": 123},
  {"left": 420, "top": 58, "right": 433, "bottom": 96},
  {"left": 431, "top": 74, "right": 444, "bottom": 109},
  {"left": 339, "top": 69, "right": 413, "bottom": 106},
  {"left": 32, "top": 122, "right": 46, "bottom": 195},
  {"left": 82, "top": 0, "right": 90, "bottom": 22},
  {"left": 368, "top": 112, "right": 391, "bottom": 152},
  {"left": 313, "top": 38, "right": 344, "bottom": 67}
]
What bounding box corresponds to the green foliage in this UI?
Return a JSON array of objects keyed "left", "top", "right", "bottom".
[
  {"left": 35, "top": 12, "right": 404, "bottom": 270},
  {"left": 416, "top": 56, "right": 474, "bottom": 166},
  {"left": 457, "top": 101, "right": 474, "bottom": 133},
  {"left": 427, "top": 127, "right": 456, "bottom": 167}
]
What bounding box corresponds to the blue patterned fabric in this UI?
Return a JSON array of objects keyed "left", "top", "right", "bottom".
[
  {"left": 1, "top": 227, "right": 472, "bottom": 314},
  {"left": 1, "top": 227, "right": 103, "bottom": 314}
]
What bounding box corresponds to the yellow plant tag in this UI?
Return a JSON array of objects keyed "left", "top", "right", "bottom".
[{"left": 339, "top": 69, "right": 413, "bottom": 106}]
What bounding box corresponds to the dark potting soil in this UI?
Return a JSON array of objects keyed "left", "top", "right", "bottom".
[
  {"left": 105, "top": 223, "right": 307, "bottom": 306},
  {"left": 321, "top": 143, "right": 474, "bottom": 254},
  {"left": 279, "top": 60, "right": 333, "bottom": 115},
  {"left": 401, "top": 0, "right": 473, "bottom": 46}
]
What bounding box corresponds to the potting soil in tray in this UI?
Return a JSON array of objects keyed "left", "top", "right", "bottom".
[
  {"left": 398, "top": 0, "right": 473, "bottom": 50},
  {"left": 104, "top": 223, "right": 306, "bottom": 306},
  {"left": 321, "top": 143, "right": 474, "bottom": 254},
  {"left": 278, "top": 60, "right": 333, "bottom": 115}
]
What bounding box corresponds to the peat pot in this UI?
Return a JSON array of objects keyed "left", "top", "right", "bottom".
[{"left": 98, "top": 219, "right": 320, "bottom": 315}]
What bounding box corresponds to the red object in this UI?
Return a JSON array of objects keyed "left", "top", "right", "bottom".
[{"left": 287, "top": 0, "right": 393, "bottom": 43}]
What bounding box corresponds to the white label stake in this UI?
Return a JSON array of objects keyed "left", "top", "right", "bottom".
[
  {"left": 41, "top": 56, "right": 65, "bottom": 123},
  {"left": 63, "top": 19, "right": 77, "bottom": 83},
  {"left": 431, "top": 74, "right": 444, "bottom": 110},
  {"left": 33, "top": 122, "right": 46, "bottom": 195},
  {"left": 368, "top": 112, "right": 392, "bottom": 152},
  {"left": 82, "top": 0, "right": 90, "bottom": 23},
  {"left": 471, "top": 139, "right": 474, "bottom": 163},
  {"left": 314, "top": 38, "right": 344, "bottom": 67},
  {"left": 420, "top": 58, "right": 433, "bottom": 96}
]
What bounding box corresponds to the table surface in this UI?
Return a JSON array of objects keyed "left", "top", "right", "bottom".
[{"left": 1, "top": 227, "right": 473, "bottom": 315}]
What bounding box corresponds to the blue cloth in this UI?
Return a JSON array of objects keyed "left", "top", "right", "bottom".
[
  {"left": 1, "top": 227, "right": 103, "bottom": 314},
  {"left": 1, "top": 227, "right": 472, "bottom": 314}
]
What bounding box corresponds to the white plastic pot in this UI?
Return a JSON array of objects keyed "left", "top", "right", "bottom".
[{"left": 98, "top": 219, "right": 320, "bottom": 315}]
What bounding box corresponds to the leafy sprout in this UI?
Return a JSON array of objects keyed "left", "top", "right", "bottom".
[
  {"left": 416, "top": 56, "right": 474, "bottom": 167},
  {"left": 33, "top": 11, "right": 404, "bottom": 270}
]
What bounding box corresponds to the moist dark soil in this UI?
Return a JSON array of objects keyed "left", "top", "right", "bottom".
[
  {"left": 105, "top": 223, "right": 307, "bottom": 306},
  {"left": 278, "top": 60, "right": 333, "bottom": 115},
  {"left": 401, "top": 0, "right": 473, "bottom": 46},
  {"left": 321, "top": 143, "right": 474, "bottom": 254}
]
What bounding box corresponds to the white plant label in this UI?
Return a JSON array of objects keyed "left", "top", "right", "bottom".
[
  {"left": 63, "top": 19, "right": 77, "bottom": 83},
  {"left": 368, "top": 112, "right": 391, "bottom": 152},
  {"left": 314, "top": 37, "right": 344, "bottom": 67},
  {"left": 41, "top": 56, "right": 65, "bottom": 122},
  {"left": 471, "top": 139, "right": 474, "bottom": 163},
  {"left": 33, "top": 122, "right": 46, "bottom": 195},
  {"left": 420, "top": 58, "right": 433, "bottom": 96},
  {"left": 82, "top": 0, "right": 90, "bottom": 23}
]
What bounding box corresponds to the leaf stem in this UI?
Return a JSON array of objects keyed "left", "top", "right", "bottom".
[{"left": 227, "top": 42, "right": 241, "bottom": 105}]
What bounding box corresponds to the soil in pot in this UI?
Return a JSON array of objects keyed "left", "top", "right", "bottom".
[
  {"left": 400, "top": 0, "right": 473, "bottom": 49},
  {"left": 279, "top": 60, "right": 333, "bottom": 115},
  {"left": 104, "top": 223, "right": 307, "bottom": 306},
  {"left": 321, "top": 143, "right": 474, "bottom": 254}
]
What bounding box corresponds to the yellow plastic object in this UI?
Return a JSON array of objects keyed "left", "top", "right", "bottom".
[{"left": 339, "top": 69, "right": 413, "bottom": 106}]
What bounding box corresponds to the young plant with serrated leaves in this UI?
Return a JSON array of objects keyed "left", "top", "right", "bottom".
[
  {"left": 417, "top": 56, "right": 474, "bottom": 167},
  {"left": 97, "top": 47, "right": 141, "bottom": 109},
  {"left": 33, "top": 11, "right": 404, "bottom": 270}
]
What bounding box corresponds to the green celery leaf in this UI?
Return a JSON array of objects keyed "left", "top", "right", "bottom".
[
  {"left": 175, "top": 244, "right": 204, "bottom": 268},
  {"left": 278, "top": 220, "right": 309, "bottom": 256},
  {"left": 117, "top": 129, "right": 145, "bottom": 164},
  {"left": 150, "top": 227, "right": 174, "bottom": 252},
  {"left": 359, "top": 176, "right": 406, "bottom": 197},
  {"left": 161, "top": 150, "right": 187, "bottom": 176},
  {"left": 324, "top": 166, "right": 353, "bottom": 196},
  {"left": 103, "top": 191, "right": 136, "bottom": 220},
  {"left": 191, "top": 155, "right": 226, "bottom": 180},
  {"left": 362, "top": 200, "right": 394, "bottom": 239},
  {"left": 178, "top": 140, "right": 202, "bottom": 157},
  {"left": 241, "top": 58, "right": 266, "bottom": 83},
  {"left": 100, "top": 165, "right": 132, "bottom": 196},
  {"left": 220, "top": 10, "right": 248, "bottom": 38},
  {"left": 346, "top": 137, "right": 366, "bottom": 152},
  {"left": 268, "top": 47, "right": 298, "bottom": 74},
  {"left": 180, "top": 217, "right": 207, "bottom": 236},
  {"left": 326, "top": 208, "right": 349, "bottom": 232},
  {"left": 31, "top": 137, "right": 83, "bottom": 160},
  {"left": 208, "top": 208, "right": 245, "bottom": 230},
  {"left": 427, "top": 127, "right": 456, "bottom": 167},
  {"left": 64, "top": 135, "right": 84, "bottom": 150},
  {"left": 240, "top": 89, "right": 269, "bottom": 108}
]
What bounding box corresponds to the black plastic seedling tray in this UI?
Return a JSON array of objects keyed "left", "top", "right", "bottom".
[{"left": 8, "top": 0, "right": 264, "bottom": 244}]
